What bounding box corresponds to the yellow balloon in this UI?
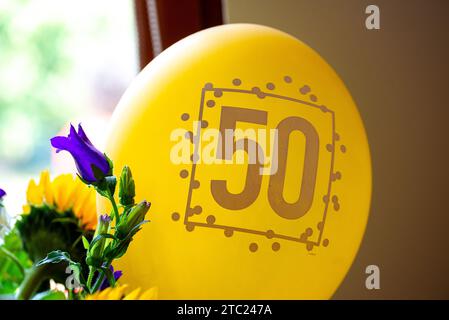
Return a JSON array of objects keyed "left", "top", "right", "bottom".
[{"left": 103, "top": 24, "right": 371, "bottom": 299}]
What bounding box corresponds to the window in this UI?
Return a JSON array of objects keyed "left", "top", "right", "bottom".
[{"left": 0, "top": 0, "right": 138, "bottom": 213}]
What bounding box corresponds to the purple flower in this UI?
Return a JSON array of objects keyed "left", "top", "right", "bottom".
[
  {"left": 99, "top": 265, "right": 123, "bottom": 290},
  {"left": 0, "top": 188, "right": 5, "bottom": 199},
  {"left": 51, "top": 124, "right": 111, "bottom": 184}
]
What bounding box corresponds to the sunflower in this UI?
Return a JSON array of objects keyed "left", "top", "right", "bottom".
[
  {"left": 23, "top": 170, "right": 97, "bottom": 230},
  {"left": 17, "top": 170, "right": 98, "bottom": 263},
  {"left": 85, "top": 285, "right": 158, "bottom": 300}
]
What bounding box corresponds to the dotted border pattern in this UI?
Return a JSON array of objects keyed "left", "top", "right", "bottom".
[{"left": 181, "top": 81, "right": 340, "bottom": 251}]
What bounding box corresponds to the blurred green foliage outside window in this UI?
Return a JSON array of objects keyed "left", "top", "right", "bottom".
[{"left": 0, "top": 0, "right": 138, "bottom": 213}]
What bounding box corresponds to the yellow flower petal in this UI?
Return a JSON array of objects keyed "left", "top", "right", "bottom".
[
  {"left": 22, "top": 204, "right": 31, "bottom": 214},
  {"left": 123, "top": 288, "right": 141, "bottom": 300},
  {"left": 72, "top": 182, "right": 97, "bottom": 229},
  {"left": 23, "top": 171, "right": 97, "bottom": 230},
  {"left": 26, "top": 179, "right": 43, "bottom": 206},
  {"left": 85, "top": 285, "right": 157, "bottom": 300},
  {"left": 97, "top": 287, "right": 112, "bottom": 300},
  {"left": 139, "top": 287, "right": 158, "bottom": 300},
  {"left": 52, "top": 174, "right": 76, "bottom": 212},
  {"left": 39, "top": 170, "right": 53, "bottom": 205}
]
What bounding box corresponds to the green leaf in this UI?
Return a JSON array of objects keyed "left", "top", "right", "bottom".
[
  {"left": 105, "top": 220, "right": 149, "bottom": 260},
  {"left": 125, "top": 220, "right": 149, "bottom": 240},
  {"left": 101, "top": 266, "right": 116, "bottom": 288},
  {"left": 34, "top": 251, "right": 86, "bottom": 289},
  {"left": 82, "top": 236, "right": 90, "bottom": 250},
  {"left": 76, "top": 173, "right": 90, "bottom": 186},
  {"left": 0, "top": 229, "right": 32, "bottom": 295},
  {"left": 104, "top": 153, "right": 114, "bottom": 176},
  {"left": 36, "top": 250, "right": 72, "bottom": 267},
  {"left": 89, "top": 233, "right": 117, "bottom": 252}
]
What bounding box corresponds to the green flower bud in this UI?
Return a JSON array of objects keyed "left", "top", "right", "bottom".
[
  {"left": 87, "top": 214, "right": 110, "bottom": 267},
  {"left": 119, "top": 166, "right": 135, "bottom": 207},
  {"left": 116, "top": 201, "right": 150, "bottom": 240}
]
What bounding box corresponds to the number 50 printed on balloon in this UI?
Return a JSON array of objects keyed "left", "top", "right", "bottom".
[{"left": 172, "top": 79, "right": 345, "bottom": 253}]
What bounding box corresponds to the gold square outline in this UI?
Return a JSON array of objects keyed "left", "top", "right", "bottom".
[{"left": 183, "top": 84, "right": 337, "bottom": 248}]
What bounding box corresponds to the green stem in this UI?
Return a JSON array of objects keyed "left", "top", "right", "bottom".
[
  {"left": 86, "top": 266, "right": 95, "bottom": 292},
  {"left": 108, "top": 191, "right": 120, "bottom": 223},
  {"left": 16, "top": 264, "right": 55, "bottom": 300},
  {"left": 0, "top": 246, "right": 25, "bottom": 278},
  {"left": 91, "top": 270, "right": 105, "bottom": 293},
  {"left": 91, "top": 259, "right": 113, "bottom": 293}
]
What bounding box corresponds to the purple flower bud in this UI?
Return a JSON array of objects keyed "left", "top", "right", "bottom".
[
  {"left": 50, "top": 124, "right": 111, "bottom": 184},
  {"left": 100, "top": 214, "right": 111, "bottom": 223},
  {"left": 99, "top": 265, "right": 123, "bottom": 291},
  {"left": 95, "top": 214, "right": 111, "bottom": 238},
  {"left": 0, "top": 188, "right": 5, "bottom": 199}
]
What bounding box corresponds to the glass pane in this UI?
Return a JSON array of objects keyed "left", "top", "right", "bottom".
[{"left": 0, "top": 0, "right": 138, "bottom": 214}]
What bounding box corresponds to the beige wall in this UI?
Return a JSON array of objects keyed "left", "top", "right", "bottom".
[{"left": 225, "top": 0, "right": 449, "bottom": 299}]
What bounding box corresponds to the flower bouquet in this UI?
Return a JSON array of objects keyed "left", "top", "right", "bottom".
[{"left": 0, "top": 124, "right": 155, "bottom": 300}]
